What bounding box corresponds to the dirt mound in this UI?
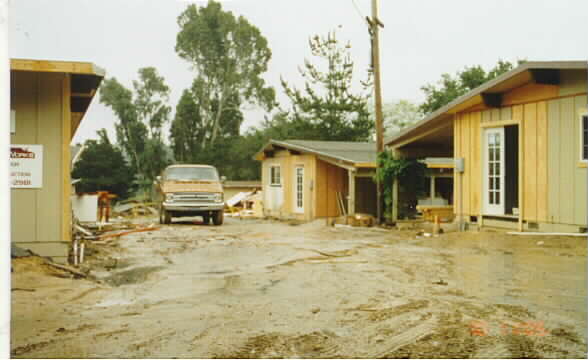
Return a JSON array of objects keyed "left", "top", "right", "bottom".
[{"left": 12, "top": 257, "right": 71, "bottom": 278}]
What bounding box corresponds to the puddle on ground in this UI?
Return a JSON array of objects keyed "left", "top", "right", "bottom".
[
  {"left": 101, "top": 266, "right": 165, "bottom": 287},
  {"left": 421, "top": 233, "right": 587, "bottom": 324}
]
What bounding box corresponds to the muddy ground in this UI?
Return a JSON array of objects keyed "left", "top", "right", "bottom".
[{"left": 10, "top": 217, "right": 587, "bottom": 358}]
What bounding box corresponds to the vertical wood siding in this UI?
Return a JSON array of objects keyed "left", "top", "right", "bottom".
[
  {"left": 547, "top": 95, "right": 588, "bottom": 226},
  {"left": 10, "top": 71, "right": 65, "bottom": 255},
  {"left": 315, "top": 159, "right": 348, "bottom": 218}
]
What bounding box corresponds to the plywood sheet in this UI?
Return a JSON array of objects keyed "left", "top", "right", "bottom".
[
  {"left": 547, "top": 99, "right": 561, "bottom": 224},
  {"left": 536, "top": 101, "right": 548, "bottom": 222},
  {"left": 573, "top": 95, "right": 588, "bottom": 225}
]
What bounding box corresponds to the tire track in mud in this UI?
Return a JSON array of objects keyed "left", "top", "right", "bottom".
[{"left": 212, "top": 330, "right": 342, "bottom": 359}]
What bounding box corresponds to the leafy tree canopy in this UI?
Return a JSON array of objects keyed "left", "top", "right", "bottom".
[
  {"left": 281, "top": 30, "right": 374, "bottom": 142},
  {"left": 99, "top": 67, "right": 172, "bottom": 189},
  {"left": 419, "top": 59, "right": 524, "bottom": 114},
  {"left": 71, "top": 129, "right": 134, "bottom": 199},
  {"left": 370, "top": 99, "right": 423, "bottom": 137},
  {"left": 175, "top": 0, "right": 276, "bottom": 148}
]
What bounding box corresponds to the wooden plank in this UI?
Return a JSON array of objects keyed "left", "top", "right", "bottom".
[
  {"left": 471, "top": 111, "right": 481, "bottom": 216},
  {"left": 523, "top": 103, "right": 537, "bottom": 222},
  {"left": 316, "top": 160, "right": 327, "bottom": 217},
  {"left": 481, "top": 110, "right": 492, "bottom": 123},
  {"left": 500, "top": 106, "right": 512, "bottom": 122},
  {"left": 502, "top": 83, "right": 559, "bottom": 106},
  {"left": 62, "top": 74, "right": 71, "bottom": 244},
  {"left": 10, "top": 59, "right": 102, "bottom": 76},
  {"left": 491, "top": 108, "right": 500, "bottom": 122},
  {"left": 559, "top": 97, "right": 575, "bottom": 224},
  {"left": 536, "top": 101, "right": 548, "bottom": 222},
  {"left": 480, "top": 119, "right": 519, "bottom": 128},
  {"left": 513, "top": 104, "right": 524, "bottom": 231},
  {"left": 462, "top": 113, "right": 470, "bottom": 216},
  {"left": 347, "top": 171, "right": 355, "bottom": 216},
  {"left": 454, "top": 114, "right": 461, "bottom": 216},
  {"left": 354, "top": 162, "right": 376, "bottom": 168},
  {"left": 547, "top": 99, "right": 561, "bottom": 224}
]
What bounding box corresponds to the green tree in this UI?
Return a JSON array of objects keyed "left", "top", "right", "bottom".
[
  {"left": 72, "top": 129, "right": 134, "bottom": 199},
  {"left": 99, "top": 67, "right": 172, "bottom": 188},
  {"left": 170, "top": 89, "right": 204, "bottom": 163},
  {"left": 419, "top": 59, "right": 524, "bottom": 114},
  {"left": 175, "top": 0, "right": 276, "bottom": 149},
  {"left": 370, "top": 99, "right": 423, "bottom": 137},
  {"left": 281, "top": 30, "right": 374, "bottom": 141}
]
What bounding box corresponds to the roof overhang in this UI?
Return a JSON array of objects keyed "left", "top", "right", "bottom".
[
  {"left": 10, "top": 58, "right": 105, "bottom": 138},
  {"left": 386, "top": 61, "right": 587, "bottom": 149},
  {"left": 253, "top": 139, "right": 376, "bottom": 170}
]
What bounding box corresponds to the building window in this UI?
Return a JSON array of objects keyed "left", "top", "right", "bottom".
[
  {"left": 270, "top": 166, "right": 281, "bottom": 186},
  {"left": 582, "top": 114, "right": 588, "bottom": 161}
]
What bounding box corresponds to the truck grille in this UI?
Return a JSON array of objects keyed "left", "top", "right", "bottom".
[{"left": 173, "top": 193, "right": 215, "bottom": 203}]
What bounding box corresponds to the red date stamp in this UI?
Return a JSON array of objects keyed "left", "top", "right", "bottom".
[{"left": 469, "top": 320, "right": 549, "bottom": 337}]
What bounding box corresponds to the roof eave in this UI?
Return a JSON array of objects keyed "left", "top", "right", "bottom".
[{"left": 385, "top": 60, "right": 588, "bottom": 148}]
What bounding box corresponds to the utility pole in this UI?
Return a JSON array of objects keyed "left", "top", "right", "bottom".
[{"left": 369, "top": 0, "right": 385, "bottom": 224}]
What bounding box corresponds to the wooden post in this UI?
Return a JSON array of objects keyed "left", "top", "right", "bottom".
[
  {"left": 518, "top": 118, "right": 524, "bottom": 232},
  {"left": 348, "top": 170, "right": 356, "bottom": 216},
  {"left": 392, "top": 177, "right": 398, "bottom": 222},
  {"left": 371, "top": 0, "right": 385, "bottom": 224},
  {"left": 62, "top": 74, "right": 72, "bottom": 245},
  {"left": 430, "top": 175, "right": 436, "bottom": 200}
]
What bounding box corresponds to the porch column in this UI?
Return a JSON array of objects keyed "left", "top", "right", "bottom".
[
  {"left": 430, "top": 175, "right": 436, "bottom": 200},
  {"left": 348, "top": 170, "right": 356, "bottom": 216},
  {"left": 392, "top": 177, "right": 398, "bottom": 221}
]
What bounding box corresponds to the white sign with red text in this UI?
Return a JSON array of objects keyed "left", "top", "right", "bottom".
[{"left": 10, "top": 145, "right": 43, "bottom": 188}]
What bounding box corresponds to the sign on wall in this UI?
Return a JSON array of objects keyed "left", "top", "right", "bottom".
[{"left": 10, "top": 144, "right": 43, "bottom": 188}]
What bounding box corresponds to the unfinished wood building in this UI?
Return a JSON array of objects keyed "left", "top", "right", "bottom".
[
  {"left": 10, "top": 59, "right": 104, "bottom": 263},
  {"left": 254, "top": 140, "right": 377, "bottom": 221},
  {"left": 387, "top": 61, "right": 587, "bottom": 232}
]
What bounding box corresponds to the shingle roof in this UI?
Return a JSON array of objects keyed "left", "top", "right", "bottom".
[{"left": 269, "top": 139, "right": 377, "bottom": 164}]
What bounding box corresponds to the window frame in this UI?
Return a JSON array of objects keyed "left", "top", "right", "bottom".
[
  {"left": 269, "top": 165, "right": 281, "bottom": 187},
  {"left": 581, "top": 112, "right": 588, "bottom": 162}
]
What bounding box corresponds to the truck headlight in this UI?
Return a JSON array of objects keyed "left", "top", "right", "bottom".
[
  {"left": 213, "top": 193, "right": 223, "bottom": 203},
  {"left": 165, "top": 193, "right": 175, "bottom": 202}
]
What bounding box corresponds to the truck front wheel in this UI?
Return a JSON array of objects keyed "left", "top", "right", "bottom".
[{"left": 212, "top": 210, "right": 224, "bottom": 226}]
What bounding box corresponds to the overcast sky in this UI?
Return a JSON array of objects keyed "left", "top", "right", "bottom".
[{"left": 9, "top": 0, "right": 588, "bottom": 144}]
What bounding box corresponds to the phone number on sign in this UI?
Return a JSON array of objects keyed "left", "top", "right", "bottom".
[{"left": 12, "top": 179, "right": 32, "bottom": 186}]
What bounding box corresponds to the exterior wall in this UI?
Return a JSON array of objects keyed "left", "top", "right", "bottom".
[
  {"left": 261, "top": 150, "right": 316, "bottom": 220},
  {"left": 454, "top": 76, "right": 587, "bottom": 230},
  {"left": 314, "top": 159, "right": 348, "bottom": 218},
  {"left": 10, "top": 71, "right": 70, "bottom": 262},
  {"left": 547, "top": 94, "right": 587, "bottom": 226}
]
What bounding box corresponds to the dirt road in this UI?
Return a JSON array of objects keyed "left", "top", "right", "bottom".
[{"left": 11, "top": 217, "right": 587, "bottom": 358}]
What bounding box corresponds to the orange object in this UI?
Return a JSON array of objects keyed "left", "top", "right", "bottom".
[
  {"left": 97, "top": 191, "right": 117, "bottom": 222},
  {"left": 99, "top": 226, "right": 159, "bottom": 241}
]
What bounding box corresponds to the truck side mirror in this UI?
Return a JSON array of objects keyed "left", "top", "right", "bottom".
[
  {"left": 155, "top": 176, "right": 161, "bottom": 183},
  {"left": 221, "top": 176, "right": 226, "bottom": 183}
]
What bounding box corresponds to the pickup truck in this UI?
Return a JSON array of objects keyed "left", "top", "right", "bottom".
[{"left": 155, "top": 164, "right": 225, "bottom": 225}]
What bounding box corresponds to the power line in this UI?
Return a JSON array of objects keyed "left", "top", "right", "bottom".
[{"left": 351, "top": 0, "right": 370, "bottom": 26}]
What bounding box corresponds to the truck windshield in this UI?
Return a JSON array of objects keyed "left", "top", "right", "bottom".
[{"left": 164, "top": 167, "right": 219, "bottom": 181}]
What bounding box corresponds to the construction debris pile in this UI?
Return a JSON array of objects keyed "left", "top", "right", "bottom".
[{"left": 225, "top": 190, "right": 263, "bottom": 218}]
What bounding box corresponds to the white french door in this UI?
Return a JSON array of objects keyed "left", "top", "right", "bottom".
[
  {"left": 483, "top": 127, "right": 505, "bottom": 215},
  {"left": 294, "top": 166, "right": 304, "bottom": 213}
]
